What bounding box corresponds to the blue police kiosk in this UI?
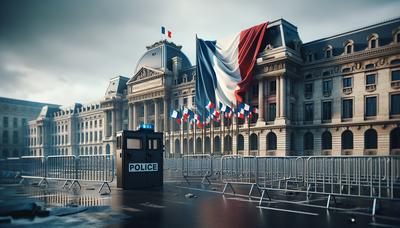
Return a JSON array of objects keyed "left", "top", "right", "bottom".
[{"left": 116, "top": 124, "right": 163, "bottom": 189}]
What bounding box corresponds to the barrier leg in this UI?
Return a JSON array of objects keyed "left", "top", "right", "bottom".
[
  {"left": 62, "top": 180, "right": 71, "bottom": 189},
  {"left": 38, "top": 178, "right": 48, "bottom": 188},
  {"left": 259, "top": 189, "right": 271, "bottom": 205},
  {"left": 19, "top": 178, "right": 25, "bottom": 185},
  {"left": 201, "top": 175, "right": 211, "bottom": 185},
  {"left": 372, "top": 198, "right": 377, "bottom": 216},
  {"left": 222, "top": 183, "right": 235, "bottom": 195},
  {"left": 68, "top": 180, "right": 81, "bottom": 190},
  {"left": 99, "top": 182, "right": 111, "bottom": 194}
]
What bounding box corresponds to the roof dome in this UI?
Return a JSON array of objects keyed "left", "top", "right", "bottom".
[{"left": 134, "top": 40, "right": 192, "bottom": 74}]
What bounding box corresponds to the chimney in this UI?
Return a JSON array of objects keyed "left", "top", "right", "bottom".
[{"left": 172, "top": 56, "right": 182, "bottom": 78}]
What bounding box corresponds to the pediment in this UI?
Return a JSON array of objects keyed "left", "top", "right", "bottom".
[{"left": 128, "top": 66, "right": 165, "bottom": 84}]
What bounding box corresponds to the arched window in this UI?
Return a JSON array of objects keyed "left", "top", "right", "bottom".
[
  {"left": 393, "top": 29, "right": 400, "bottom": 43},
  {"left": 189, "top": 138, "right": 194, "bottom": 154},
  {"left": 224, "top": 135, "right": 232, "bottom": 154},
  {"left": 364, "top": 129, "right": 378, "bottom": 149},
  {"left": 341, "top": 130, "right": 353, "bottom": 150},
  {"left": 183, "top": 138, "right": 188, "bottom": 154},
  {"left": 267, "top": 132, "right": 277, "bottom": 150},
  {"left": 89, "top": 147, "right": 93, "bottom": 155},
  {"left": 94, "top": 147, "right": 98, "bottom": 155},
  {"left": 214, "top": 136, "right": 221, "bottom": 153},
  {"left": 390, "top": 127, "right": 400, "bottom": 150},
  {"left": 196, "top": 137, "right": 202, "bottom": 154},
  {"left": 368, "top": 33, "right": 379, "bottom": 49},
  {"left": 344, "top": 40, "right": 354, "bottom": 54},
  {"left": 205, "top": 137, "right": 211, "bottom": 153},
  {"left": 106, "top": 144, "right": 110, "bottom": 154},
  {"left": 85, "top": 147, "right": 88, "bottom": 155},
  {"left": 250, "top": 133, "right": 258, "bottom": 151},
  {"left": 99, "top": 146, "right": 102, "bottom": 154},
  {"left": 237, "top": 134, "right": 244, "bottom": 151},
  {"left": 304, "top": 132, "right": 314, "bottom": 150},
  {"left": 165, "top": 140, "right": 170, "bottom": 154},
  {"left": 321, "top": 131, "right": 332, "bottom": 150},
  {"left": 324, "top": 45, "right": 333, "bottom": 58},
  {"left": 174, "top": 139, "right": 180, "bottom": 154}
]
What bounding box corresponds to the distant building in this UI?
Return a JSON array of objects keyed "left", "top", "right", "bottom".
[
  {"left": 0, "top": 97, "right": 59, "bottom": 158},
  {"left": 2, "top": 17, "right": 400, "bottom": 158}
]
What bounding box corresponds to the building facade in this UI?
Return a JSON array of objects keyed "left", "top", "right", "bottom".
[{"left": 2, "top": 18, "right": 400, "bottom": 158}]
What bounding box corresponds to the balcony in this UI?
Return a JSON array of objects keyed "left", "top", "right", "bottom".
[
  {"left": 391, "top": 80, "right": 400, "bottom": 89},
  {"left": 343, "top": 87, "right": 352, "bottom": 95},
  {"left": 364, "top": 149, "right": 377, "bottom": 155},
  {"left": 323, "top": 91, "right": 331, "bottom": 97},
  {"left": 304, "top": 92, "right": 313, "bottom": 99},
  {"left": 321, "top": 150, "right": 332, "bottom": 155},
  {"left": 365, "top": 84, "right": 376, "bottom": 92}
]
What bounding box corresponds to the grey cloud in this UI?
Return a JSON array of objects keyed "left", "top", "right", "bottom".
[{"left": 0, "top": 0, "right": 399, "bottom": 105}]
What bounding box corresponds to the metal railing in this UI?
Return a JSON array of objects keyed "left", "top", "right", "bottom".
[
  {"left": 1, "top": 155, "right": 114, "bottom": 194},
  {"left": 182, "top": 154, "right": 213, "bottom": 184}
]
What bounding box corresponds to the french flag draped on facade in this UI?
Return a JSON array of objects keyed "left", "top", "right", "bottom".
[{"left": 195, "top": 22, "right": 268, "bottom": 116}]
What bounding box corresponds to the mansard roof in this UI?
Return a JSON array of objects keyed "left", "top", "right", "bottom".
[{"left": 302, "top": 17, "right": 400, "bottom": 61}]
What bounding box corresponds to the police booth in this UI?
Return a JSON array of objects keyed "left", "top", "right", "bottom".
[{"left": 116, "top": 124, "right": 163, "bottom": 189}]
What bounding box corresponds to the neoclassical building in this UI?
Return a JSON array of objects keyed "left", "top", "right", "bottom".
[{"left": 6, "top": 17, "right": 400, "bottom": 158}]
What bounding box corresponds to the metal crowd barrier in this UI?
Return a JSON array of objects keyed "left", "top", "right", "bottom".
[
  {"left": 221, "top": 155, "right": 259, "bottom": 196},
  {"left": 1, "top": 155, "right": 115, "bottom": 194},
  {"left": 182, "top": 154, "right": 213, "bottom": 184}
]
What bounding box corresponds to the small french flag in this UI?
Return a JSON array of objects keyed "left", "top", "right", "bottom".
[
  {"left": 206, "top": 101, "right": 214, "bottom": 110},
  {"left": 252, "top": 107, "right": 258, "bottom": 114}
]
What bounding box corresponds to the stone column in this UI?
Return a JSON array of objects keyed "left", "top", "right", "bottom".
[
  {"left": 163, "top": 99, "right": 169, "bottom": 132},
  {"left": 104, "top": 110, "right": 109, "bottom": 137},
  {"left": 154, "top": 99, "right": 160, "bottom": 132},
  {"left": 143, "top": 101, "right": 148, "bottom": 124},
  {"left": 258, "top": 80, "right": 265, "bottom": 122},
  {"left": 276, "top": 77, "right": 281, "bottom": 118},
  {"left": 111, "top": 109, "right": 116, "bottom": 138},
  {"left": 132, "top": 103, "right": 137, "bottom": 130},
  {"left": 280, "top": 76, "right": 286, "bottom": 118},
  {"left": 128, "top": 103, "right": 133, "bottom": 130}
]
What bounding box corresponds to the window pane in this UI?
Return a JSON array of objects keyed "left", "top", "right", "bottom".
[
  {"left": 365, "top": 97, "right": 377, "bottom": 116},
  {"left": 322, "top": 101, "right": 332, "bottom": 120},
  {"left": 343, "top": 78, "right": 352, "bottom": 87},
  {"left": 391, "top": 94, "right": 400, "bottom": 115},
  {"left": 392, "top": 70, "right": 400, "bottom": 81},
  {"left": 342, "top": 99, "right": 353, "bottom": 118},
  {"left": 366, "top": 74, "right": 376, "bottom": 85},
  {"left": 127, "top": 138, "right": 141, "bottom": 149}
]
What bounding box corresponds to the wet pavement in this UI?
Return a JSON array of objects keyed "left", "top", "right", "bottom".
[{"left": 1, "top": 174, "right": 400, "bottom": 228}]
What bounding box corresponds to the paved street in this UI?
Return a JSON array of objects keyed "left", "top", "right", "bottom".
[{"left": 1, "top": 174, "right": 400, "bottom": 228}]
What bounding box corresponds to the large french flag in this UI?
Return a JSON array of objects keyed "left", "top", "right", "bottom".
[{"left": 196, "top": 22, "right": 268, "bottom": 116}]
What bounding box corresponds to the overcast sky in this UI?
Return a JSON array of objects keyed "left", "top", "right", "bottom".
[{"left": 0, "top": 0, "right": 399, "bottom": 106}]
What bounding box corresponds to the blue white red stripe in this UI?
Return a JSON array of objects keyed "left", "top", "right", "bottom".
[{"left": 196, "top": 22, "right": 268, "bottom": 116}]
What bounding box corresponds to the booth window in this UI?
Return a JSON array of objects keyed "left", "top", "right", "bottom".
[
  {"left": 127, "top": 138, "right": 141, "bottom": 149},
  {"left": 148, "top": 139, "right": 159, "bottom": 150}
]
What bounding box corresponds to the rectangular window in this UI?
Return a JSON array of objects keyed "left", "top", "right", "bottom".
[
  {"left": 183, "top": 98, "right": 188, "bottom": 106},
  {"left": 342, "top": 99, "right": 353, "bottom": 119},
  {"left": 391, "top": 94, "right": 400, "bottom": 115},
  {"left": 12, "top": 131, "right": 18, "bottom": 144},
  {"left": 13, "top": 118, "right": 18, "bottom": 128},
  {"left": 392, "top": 70, "right": 400, "bottom": 81},
  {"left": 304, "top": 83, "right": 313, "bottom": 97},
  {"left": 326, "top": 49, "right": 331, "bottom": 58},
  {"left": 370, "top": 39, "right": 377, "bottom": 48},
  {"left": 268, "top": 103, "right": 276, "bottom": 121},
  {"left": 346, "top": 45, "right": 352, "bottom": 54},
  {"left": 366, "top": 74, "right": 376, "bottom": 85},
  {"left": 99, "top": 120, "right": 102, "bottom": 127},
  {"left": 365, "top": 96, "right": 377, "bottom": 117},
  {"left": 322, "top": 80, "right": 332, "bottom": 94},
  {"left": 304, "top": 103, "right": 314, "bottom": 122},
  {"left": 322, "top": 101, "right": 332, "bottom": 121},
  {"left": 3, "top": 131, "right": 8, "bottom": 144},
  {"left": 269, "top": 81, "right": 276, "bottom": 95},
  {"left": 127, "top": 138, "right": 141, "bottom": 149},
  {"left": 99, "top": 131, "right": 103, "bottom": 141},
  {"left": 174, "top": 99, "right": 179, "bottom": 109},
  {"left": 3, "top": 117, "right": 8, "bottom": 128},
  {"left": 343, "top": 77, "right": 352, "bottom": 88}
]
